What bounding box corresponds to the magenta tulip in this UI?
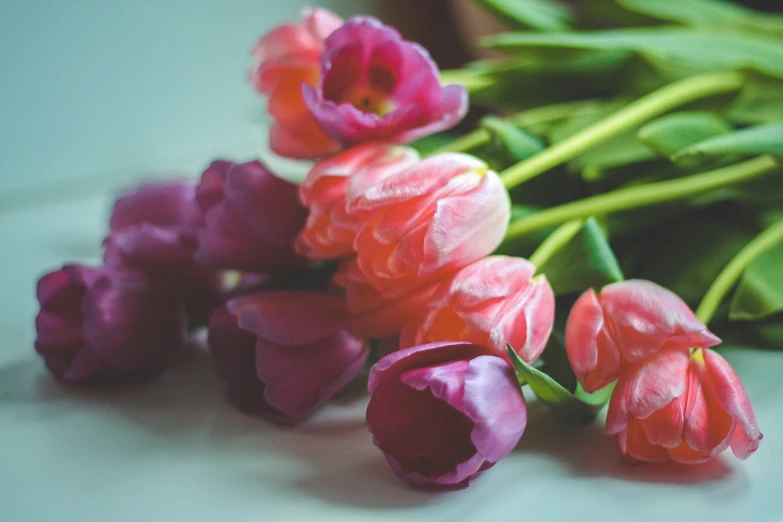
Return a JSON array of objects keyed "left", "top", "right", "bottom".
[
  {"left": 110, "top": 180, "right": 203, "bottom": 235},
  {"left": 366, "top": 342, "right": 527, "bottom": 488},
  {"left": 208, "top": 291, "right": 368, "bottom": 423}
]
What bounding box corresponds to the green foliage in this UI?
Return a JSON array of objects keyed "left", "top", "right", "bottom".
[
  {"left": 637, "top": 111, "right": 732, "bottom": 161},
  {"left": 730, "top": 243, "right": 783, "bottom": 321},
  {"left": 673, "top": 123, "right": 783, "bottom": 162},
  {"left": 471, "top": 0, "right": 573, "bottom": 31}
]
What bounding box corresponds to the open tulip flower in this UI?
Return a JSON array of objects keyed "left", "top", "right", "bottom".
[
  {"left": 208, "top": 291, "right": 368, "bottom": 424},
  {"left": 607, "top": 347, "right": 762, "bottom": 464},
  {"left": 250, "top": 8, "right": 343, "bottom": 159},
  {"left": 401, "top": 256, "right": 555, "bottom": 363},
  {"left": 35, "top": 265, "right": 185, "bottom": 383},
  {"left": 366, "top": 342, "right": 527, "bottom": 488},
  {"left": 565, "top": 280, "right": 722, "bottom": 393},
  {"left": 351, "top": 153, "right": 510, "bottom": 298},
  {"left": 296, "top": 142, "right": 420, "bottom": 259},
  {"left": 301, "top": 16, "right": 468, "bottom": 149}
]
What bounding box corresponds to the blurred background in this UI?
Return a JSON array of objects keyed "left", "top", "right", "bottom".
[{"left": 1, "top": 0, "right": 781, "bottom": 207}]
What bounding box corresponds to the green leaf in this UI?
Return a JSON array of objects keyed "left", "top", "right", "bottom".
[
  {"left": 616, "top": 0, "right": 783, "bottom": 36},
  {"left": 506, "top": 343, "right": 613, "bottom": 423},
  {"left": 637, "top": 111, "right": 733, "bottom": 161},
  {"left": 481, "top": 116, "right": 545, "bottom": 164},
  {"left": 485, "top": 29, "right": 783, "bottom": 79},
  {"left": 533, "top": 218, "right": 624, "bottom": 295},
  {"left": 472, "top": 0, "right": 573, "bottom": 32},
  {"left": 672, "top": 123, "right": 783, "bottom": 162},
  {"left": 729, "top": 243, "right": 783, "bottom": 321},
  {"left": 726, "top": 77, "right": 783, "bottom": 125}
]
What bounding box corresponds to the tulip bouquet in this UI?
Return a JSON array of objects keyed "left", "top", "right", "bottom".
[{"left": 34, "top": 0, "right": 783, "bottom": 489}]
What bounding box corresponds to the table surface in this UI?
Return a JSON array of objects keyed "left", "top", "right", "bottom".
[{"left": 2, "top": 2, "right": 783, "bottom": 521}]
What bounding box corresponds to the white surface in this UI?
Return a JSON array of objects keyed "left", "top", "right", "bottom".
[{"left": 1, "top": 195, "right": 783, "bottom": 522}]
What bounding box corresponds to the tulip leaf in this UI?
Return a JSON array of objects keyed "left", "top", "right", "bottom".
[
  {"left": 472, "top": 0, "right": 573, "bottom": 32},
  {"left": 481, "top": 116, "right": 545, "bottom": 165},
  {"left": 637, "top": 111, "right": 733, "bottom": 161},
  {"left": 484, "top": 29, "right": 783, "bottom": 79},
  {"left": 672, "top": 123, "right": 783, "bottom": 162},
  {"left": 506, "top": 343, "right": 613, "bottom": 423},
  {"left": 726, "top": 78, "right": 783, "bottom": 125},
  {"left": 533, "top": 218, "right": 624, "bottom": 296},
  {"left": 729, "top": 243, "right": 783, "bottom": 321}
]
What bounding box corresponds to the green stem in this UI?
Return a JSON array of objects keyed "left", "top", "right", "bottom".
[
  {"left": 695, "top": 217, "right": 783, "bottom": 325},
  {"left": 505, "top": 155, "right": 779, "bottom": 240},
  {"left": 528, "top": 219, "right": 585, "bottom": 268},
  {"left": 435, "top": 99, "right": 604, "bottom": 154},
  {"left": 498, "top": 71, "right": 746, "bottom": 189}
]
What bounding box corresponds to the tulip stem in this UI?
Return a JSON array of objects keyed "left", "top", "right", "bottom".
[
  {"left": 529, "top": 219, "right": 585, "bottom": 268},
  {"left": 435, "top": 99, "right": 604, "bottom": 154},
  {"left": 498, "top": 71, "right": 746, "bottom": 189},
  {"left": 696, "top": 217, "right": 783, "bottom": 325},
  {"left": 505, "top": 156, "right": 779, "bottom": 240}
]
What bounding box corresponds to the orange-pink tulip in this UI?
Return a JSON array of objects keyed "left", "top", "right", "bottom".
[
  {"left": 565, "top": 280, "right": 721, "bottom": 393},
  {"left": 350, "top": 153, "right": 510, "bottom": 299},
  {"left": 296, "top": 143, "right": 420, "bottom": 259},
  {"left": 606, "top": 347, "right": 762, "bottom": 464},
  {"left": 400, "top": 256, "right": 555, "bottom": 362},
  {"left": 250, "top": 8, "right": 342, "bottom": 159}
]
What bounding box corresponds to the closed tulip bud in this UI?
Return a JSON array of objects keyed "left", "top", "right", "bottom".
[
  {"left": 303, "top": 17, "right": 468, "bottom": 147},
  {"left": 366, "top": 342, "right": 527, "bottom": 488},
  {"left": 109, "top": 180, "right": 203, "bottom": 236},
  {"left": 401, "top": 256, "right": 555, "bottom": 363},
  {"left": 606, "top": 347, "right": 762, "bottom": 464},
  {"left": 196, "top": 160, "right": 308, "bottom": 273},
  {"left": 250, "top": 8, "right": 342, "bottom": 159},
  {"left": 565, "top": 280, "right": 721, "bottom": 393},
  {"left": 208, "top": 291, "right": 368, "bottom": 424},
  {"left": 352, "top": 153, "right": 510, "bottom": 298},
  {"left": 35, "top": 265, "right": 185, "bottom": 383},
  {"left": 297, "top": 143, "right": 420, "bottom": 259}
]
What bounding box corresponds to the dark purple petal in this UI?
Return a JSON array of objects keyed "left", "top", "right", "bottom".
[
  {"left": 110, "top": 181, "right": 202, "bottom": 234},
  {"left": 196, "top": 159, "right": 235, "bottom": 214}
]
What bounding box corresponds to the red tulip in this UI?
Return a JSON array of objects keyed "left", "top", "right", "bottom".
[
  {"left": 366, "top": 342, "right": 527, "bottom": 488},
  {"left": 250, "top": 8, "right": 342, "bottom": 159},
  {"left": 35, "top": 265, "right": 185, "bottom": 383},
  {"left": 296, "top": 143, "right": 420, "bottom": 259},
  {"left": 351, "top": 153, "right": 510, "bottom": 298},
  {"left": 196, "top": 160, "right": 308, "bottom": 273},
  {"left": 401, "top": 256, "right": 555, "bottom": 363},
  {"left": 606, "top": 347, "right": 762, "bottom": 463},
  {"left": 565, "top": 280, "right": 721, "bottom": 393},
  {"left": 208, "top": 291, "right": 368, "bottom": 424}
]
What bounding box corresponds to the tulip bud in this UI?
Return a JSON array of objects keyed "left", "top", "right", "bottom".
[
  {"left": 110, "top": 180, "right": 203, "bottom": 236},
  {"left": 606, "top": 347, "right": 762, "bottom": 463},
  {"left": 208, "top": 291, "right": 368, "bottom": 424},
  {"left": 401, "top": 256, "right": 555, "bottom": 363},
  {"left": 296, "top": 143, "right": 420, "bottom": 259},
  {"left": 351, "top": 153, "right": 510, "bottom": 298},
  {"left": 366, "top": 342, "right": 527, "bottom": 488},
  {"left": 35, "top": 265, "right": 185, "bottom": 383},
  {"left": 565, "top": 280, "right": 721, "bottom": 392}
]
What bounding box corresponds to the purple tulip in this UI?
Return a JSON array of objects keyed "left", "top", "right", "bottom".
[
  {"left": 35, "top": 264, "right": 185, "bottom": 383},
  {"left": 110, "top": 180, "right": 203, "bottom": 235},
  {"left": 366, "top": 342, "right": 527, "bottom": 488},
  {"left": 196, "top": 160, "right": 309, "bottom": 273},
  {"left": 302, "top": 16, "right": 468, "bottom": 147},
  {"left": 103, "top": 224, "right": 221, "bottom": 326},
  {"left": 208, "top": 291, "right": 368, "bottom": 424}
]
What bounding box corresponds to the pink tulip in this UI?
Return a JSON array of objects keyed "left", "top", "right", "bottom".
[
  {"left": 250, "top": 8, "right": 342, "bottom": 159},
  {"left": 565, "top": 280, "right": 721, "bottom": 392},
  {"left": 401, "top": 256, "right": 555, "bottom": 363},
  {"left": 351, "top": 153, "right": 510, "bottom": 298},
  {"left": 296, "top": 143, "right": 420, "bottom": 259},
  {"left": 35, "top": 265, "right": 185, "bottom": 383},
  {"left": 606, "top": 347, "right": 762, "bottom": 463},
  {"left": 332, "top": 258, "right": 438, "bottom": 338},
  {"left": 110, "top": 180, "right": 203, "bottom": 236},
  {"left": 303, "top": 17, "right": 468, "bottom": 147},
  {"left": 103, "top": 224, "right": 220, "bottom": 325},
  {"left": 208, "top": 291, "right": 368, "bottom": 424},
  {"left": 366, "top": 342, "right": 527, "bottom": 488},
  {"left": 196, "top": 160, "right": 308, "bottom": 273}
]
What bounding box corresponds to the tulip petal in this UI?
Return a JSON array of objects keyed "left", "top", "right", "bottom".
[{"left": 110, "top": 181, "right": 202, "bottom": 234}]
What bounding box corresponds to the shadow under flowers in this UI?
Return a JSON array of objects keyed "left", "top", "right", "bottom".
[{"left": 515, "top": 399, "right": 737, "bottom": 485}]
